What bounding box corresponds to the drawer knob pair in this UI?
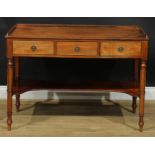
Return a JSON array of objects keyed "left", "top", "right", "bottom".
[
  {"left": 74, "top": 46, "right": 80, "bottom": 52},
  {"left": 31, "top": 45, "right": 37, "bottom": 52},
  {"left": 117, "top": 47, "right": 124, "bottom": 52}
]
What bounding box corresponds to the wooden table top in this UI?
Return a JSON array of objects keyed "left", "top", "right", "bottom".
[{"left": 6, "top": 24, "right": 148, "bottom": 40}]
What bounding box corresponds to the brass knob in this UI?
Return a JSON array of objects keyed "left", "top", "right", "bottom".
[
  {"left": 31, "top": 45, "right": 37, "bottom": 52},
  {"left": 117, "top": 47, "right": 124, "bottom": 52},
  {"left": 74, "top": 47, "right": 80, "bottom": 52}
]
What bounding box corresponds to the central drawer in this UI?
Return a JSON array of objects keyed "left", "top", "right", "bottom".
[
  {"left": 57, "top": 42, "right": 98, "bottom": 56},
  {"left": 13, "top": 40, "right": 54, "bottom": 55}
]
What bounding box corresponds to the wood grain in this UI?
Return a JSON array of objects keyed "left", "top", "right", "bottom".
[
  {"left": 6, "top": 24, "right": 148, "bottom": 40},
  {"left": 13, "top": 40, "right": 54, "bottom": 55},
  {"left": 57, "top": 42, "right": 98, "bottom": 56},
  {"left": 101, "top": 41, "right": 141, "bottom": 57}
]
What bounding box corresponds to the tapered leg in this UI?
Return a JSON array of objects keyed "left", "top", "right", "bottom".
[
  {"left": 14, "top": 57, "right": 20, "bottom": 112},
  {"left": 132, "top": 59, "right": 139, "bottom": 113},
  {"left": 7, "top": 58, "right": 13, "bottom": 131},
  {"left": 139, "top": 60, "right": 146, "bottom": 132}
]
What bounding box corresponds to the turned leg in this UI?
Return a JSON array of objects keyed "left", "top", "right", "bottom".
[
  {"left": 132, "top": 59, "right": 139, "bottom": 113},
  {"left": 14, "top": 57, "right": 20, "bottom": 112},
  {"left": 7, "top": 58, "right": 13, "bottom": 131},
  {"left": 139, "top": 60, "right": 146, "bottom": 132}
]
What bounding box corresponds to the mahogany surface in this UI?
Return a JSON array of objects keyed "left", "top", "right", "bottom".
[
  {"left": 6, "top": 24, "right": 148, "bottom": 131},
  {"left": 6, "top": 24, "right": 148, "bottom": 40}
]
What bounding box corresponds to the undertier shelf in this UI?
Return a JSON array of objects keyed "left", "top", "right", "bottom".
[{"left": 13, "top": 80, "right": 140, "bottom": 97}]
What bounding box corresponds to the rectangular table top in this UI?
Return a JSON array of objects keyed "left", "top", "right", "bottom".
[{"left": 6, "top": 24, "right": 148, "bottom": 40}]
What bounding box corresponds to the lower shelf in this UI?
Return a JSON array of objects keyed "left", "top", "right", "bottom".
[{"left": 13, "top": 80, "right": 140, "bottom": 97}]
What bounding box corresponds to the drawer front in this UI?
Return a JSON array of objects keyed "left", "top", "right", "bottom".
[
  {"left": 100, "top": 41, "right": 141, "bottom": 57},
  {"left": 13, "top": 41, "right": 54, "bottom": 55},
  {"left": 57, "top": 42, "right": 98, "bottom": 56}
]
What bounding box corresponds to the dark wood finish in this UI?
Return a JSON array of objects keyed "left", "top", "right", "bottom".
[
  {"left": 132, "top": 59, "right": 139, "bottom": 113},
  {"left": 132, "top": 97, "right": 137, "bottom": 113},
  {"left": 5, "top": 24, "right": 148, "bottom": 131},
  {"left": 12, "top": 80, "right": 140, "bottom": 97},
  {"left": 14, "top": 57, "right": 20, "bottom": 112}
]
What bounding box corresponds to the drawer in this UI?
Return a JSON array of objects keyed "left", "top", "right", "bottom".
[
  {"left": 57, "top": 42, "right": 98, "bottom": 56},
  {"left": 100, "top": 41, "right": 141, "bottom": 57},
  {"left": 13, "top": 41, "right": 54, "bottom": 55}
]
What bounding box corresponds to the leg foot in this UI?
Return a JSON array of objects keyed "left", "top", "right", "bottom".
[
  {"left": 132, "top": 97, "right": 137, "bottom": 113},
  {"left": 7, "top": 112, "right": 12, "bottom": 131}
]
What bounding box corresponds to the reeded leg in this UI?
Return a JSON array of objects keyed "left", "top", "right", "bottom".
[
  {"left": 7, "top": 58, "right": 13, "bottom": 131},
  {"left": 132, "top": 59, "right": 139, "bottom": 113},
  {"left": 14, "top": 57, "right": 20, "bottom": 112},
  {"left": 139, "top": 60, "right": 146, "bottom": 132}
]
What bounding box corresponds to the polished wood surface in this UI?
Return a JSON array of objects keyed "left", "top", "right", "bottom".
[
  {"left": 6, "top": 24, "right": 149, "bottom": 131},
  {"left": 13, "top": 40, "right": 54, "bottom": 56},
  {"left": 57, "top": 42, "right": 98, "bottom": 56},
  {"left": 100, "top": 41, "right": 141, "bottom": 57},
  {"left": 6, "top": 24, "right": 148, "bottom": 40}
]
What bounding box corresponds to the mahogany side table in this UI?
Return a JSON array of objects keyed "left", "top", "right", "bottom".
[{"left": 5, "top": 24, "right": 148, "bottom": 131}]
